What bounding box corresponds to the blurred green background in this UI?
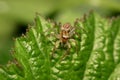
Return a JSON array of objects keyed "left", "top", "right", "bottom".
[{"left": 0, "top": 0, "right": 120, "bottom": 65}]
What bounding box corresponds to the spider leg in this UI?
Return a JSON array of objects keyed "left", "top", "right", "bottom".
[
  {"left": 69, "top": 39, "right": 80, "bottom": 56},
  {"left": 74, "top": 19, "right": 87, "bottom": 33},
  {"left": 47, "top": 33, "right": 60, "bottom": 39},
  {"left": 60, "top": 42, "right": 71, "bottom": 60},
  {"left": 44, "top": 27, "right": 58, "bottom": 37},
  {"left": 69, "top": 27, "right": 75, "bottom": 37},
  {"left": 43, "top": 21, "right": 61, "bottom": 38},
  {"left": 51, "top": 40, "right": 61, "bottom": 59}
]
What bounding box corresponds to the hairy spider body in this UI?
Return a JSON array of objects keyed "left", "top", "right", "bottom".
[
  {"left": 60, "top": 23, "right": 72, "bottom": 44},
  {"left": 51, "top": 23, "right": 77, "bottom": 60},
  {"left": 45, "top": 19, "right": 86, "bottom": 60}
]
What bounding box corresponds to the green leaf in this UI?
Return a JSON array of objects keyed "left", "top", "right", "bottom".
[{"left": 0, "top": 12, "right": 120, "bottom": 80}]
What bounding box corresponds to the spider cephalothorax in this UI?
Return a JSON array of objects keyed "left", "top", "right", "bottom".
[{"left": 60, "top": 23, "right": 74, "bottom": 44}]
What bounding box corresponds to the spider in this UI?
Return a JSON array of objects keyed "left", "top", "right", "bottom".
[{"left": 49, "top": 20, "right": 85, "bottom": 60}]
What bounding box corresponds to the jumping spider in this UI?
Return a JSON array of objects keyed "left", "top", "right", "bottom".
[{"left": 47, "top": 20, "right": 86, "bottom": 60}]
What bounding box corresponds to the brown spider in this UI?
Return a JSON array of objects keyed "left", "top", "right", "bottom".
[{"left": 50, "top": 22, "right": 84, "bottom": 60}]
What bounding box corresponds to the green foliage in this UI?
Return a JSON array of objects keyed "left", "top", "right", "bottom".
[{"left": 0, "top": 12, "right": 120, "bottom": 80}]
